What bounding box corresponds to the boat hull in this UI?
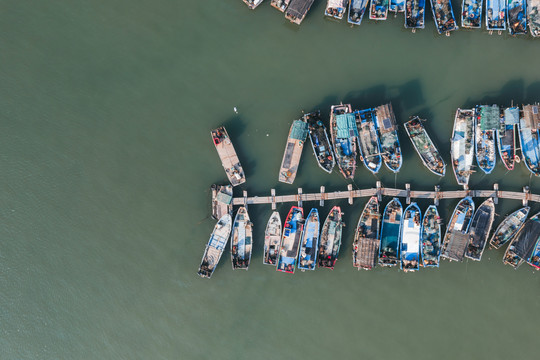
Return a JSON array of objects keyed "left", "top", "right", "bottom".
[
  {"left": 318, "top": 206, "right": 343, "bottom": 269},
  {"left": 421, "top": 205, "right": 441, "bottom": 267},
  {"left": 263, "top": 212, "right": 282, "bottom": 265},
  {"left": 348, "top": 0, "right": 369, "bottom": 24},
  {"left": 198, "top": 214, "right": 232, "bottom": 279},
  {"left": 465, "top": 198, "right": 495, "bottom": 261},
  {"left": 490, "top": 206, "right": 529, "bottom": 249},
  {"left": 405, "top": 116, "right": 446, "bottom": 176},
  {"left": 353, "top": 197, "right": 380, "bottom": 270},
  {"left": 405, "top": 0, "right": 426, "bottom": 28},
  {"left": 441, "top": 197, "right": 475, "bottom": 262},
  {"left": 298, "top": 208, "right": 320, "bottom": 270},
  {"left": 400, "top": 203, "right": 421, "bottom": 272},
  {"left": 306, "top": 111, "right": 335, "bottom": 174},
  {"left": 461, "top": 0, "right": 483, "bottom": 28},
  {"left": 379, "top": 198, "right": 402, "bottom": 267},
  {"left": 231, "top": 207, "right": 253, "bottom": 270},
  {"left": 451, "top": 109, "right": 475, "bottom": 187},
  {"left": 507, "top": 0, "right": 527, "bottom": 34},
  {"left": 503, "top": 213, "right": 540, "bottom": 268},
  {"left": 356, "top": 109, "right": 382, "bottom": 174},
  {"left": 277, "top": 206, "right": 304, "bottom": 273},
  {"left": 330, "top": 104, "right": 357, "bottom": 179}
]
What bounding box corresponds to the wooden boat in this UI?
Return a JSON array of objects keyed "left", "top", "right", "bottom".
[
  {"left": 279, "top": 119, "right": 309, "bottom": 184},
  {"left": 379, "top": 198, "right": 402, "bottom": 267},
  {"left": 211, "top": 126, "right": 246, "bottom": 186},
  {"left": 490, "top": 206, "right": 529, "bottom": 249},
  {"left": 243, "top": 0, "right": 265, "bottom": 9},
  {"left": 326, "top": 0, "right": 349, "bottom": 19},
  {"left": 461, "top": 0, "right": 483, "bottom": 28},
  {"left": 528, "top": 0, "right": 540, "bottom": 36},
  {"left": 231, "top": 207, "right": 253, "bottom": 270},
  {"left": 356, "top": 109, "right": 382, "bottom": 174},
  {"left": 400, "top": 203, "right": 422, "bottom": 272},
  {"left": 198, "top": 214, "right": 232, "bottom": 279},
  {"left": 527, "top": 237, "right": 540, "bottom": 269},
  {"left": 390, "top": 0, "right": 406, "bottom": 12},
  {"left": 465, "top": 198, "right": 495, "bottom": 261},
  {"left": 348, "top": 0, "right": 369, "bottom": 24},
  {"left": 518, "top": 104, "right": 540, "bottom": 176},
  {"left": 486, "top": 0, "right": 507, "bottom": 31},
  {"left": 285, "top": 0, "right": 316, "bottom": 24},
  {"left": 277, "top": 206, "right": 304, "bottom": 273},
  {"left": 211, "top": 184, "right": 233, "bottom": 220},
  {"left": 405, "top": 0, "right": 426, "bottom": 29},
  {"left": 405, "top": 116, "right": 446, "bottom": 176},
  {"left": 498, "top": 107, "right": 518, "bottom": 171},
  {"left": 374, "top": 103, "right": 402, "bottom": 173},
  {"left": 263, "top": 211, "right": 282, "bottom": 265},
  {"left": 421, "top": 205, "right": 442, "bottom": 267},
  {"left": 330, "top": 103, "right": 357, "bottom": 179},
  {"left": 271, "top": 0, "right": 292, "bottom": 12},
  {"left": 430, "top": 0, "right": 458, "bottom": 34},
  {"left": 451, "top": 109, "right": 475, "bottom": 188},
  {"left": 475, "top": 105, "right": 498, "bottom": 174},
  {"left": 352, "top": 197, "right": 380, "bottom": 270},
  {"left": 298, "top": 208, "right": 320, "bottom": 271},
  {"left": 503, "top": 212, "right": 540, "bottom": 269},
  {"left": 507, "top": 0, "right": 527, "bottom": 34},
  {"left": 370, "top": 0, "right": 389, "bottom": 19},
  {"left": 440, "top": 197, "right": 475, "bottom": 262},
  {"left": 318, "top": 206, "right": 344, "bottom": 269},
  {"left": 306, "top": 110, "right": 335, "bottom": 174}
]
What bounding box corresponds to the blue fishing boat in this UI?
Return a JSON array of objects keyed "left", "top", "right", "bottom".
[
  {"left": 379, "top": 198, "right": 403, "bottom": 267},
  {"left": 353, "top": 197, "right": 380, "bottom": 270},
  {"left": 421, "top": 205, "right": 441, "bottom": 267},
  {"left": 465, "top": 198, "right": 496, "bottom": 261},
  {"left": 400, "top": 203, "right": 421, "bottom": 272},
  {"left": 503, "top": 212, "right": 540, "bottom": 269},
  {"left": 518, "top": 104, "right": 540, "bottom": 176},
  {"left": 507, "top": 0, "right": 527, "bottom": 34},
  {"left": 441, "top": 197, "right": 475, "bottom": 262},
  {"left": 461, "top": 0, "right": 483, "bottom": 28},
  {"left": 356, "top": 109, "right": 382, "bottom": 174},
  {"left": 348, "top": 0, "right": 369, "bottom": 24},
  {"left": 198, "top": 214, "right": 233, "bottom": 279},
  {"left": 370, "top": 0, "right": 389, "bottom": 19},
  {"left": 498, "top": 107, "right": 518, "bottom": 171},
  {"left": 231, "top": 207, "right": 253, "bottom": 270},
  {"left": 330, "top": 103, "right": 358, "bottom": 179},
  {"left": 527, "top": 237, "right": 540, "bottom": 270},
  {"left": 430, "top": 0, "right": 459, "bottom": 34},
  {"left": 374, "top": 103, "right": 402, "bottom": 173},
  {"left": 306, "top": 111, "right": 335, "bottom": 174},
  {"left": 318, "top": 206, "right": 344, "bottom": 269},
  {"left": 271, "top": 0, "right": 292, "bottom": 12},
  {"left": 486, "top": 0, "right": 507, "bottom": 30},
  {"left": 390, "top": 0, "right": 406, "bottom": 12},
  {"left": 326, "top": 0, "right": 350, "bottom": 19},
  {"left": 298, "top": 208, "right": 320, "bottom": 271},
  {"left": 277, "top": 206, "right": 304, "bottom": 273},
  {"left": 530, "top": 0, "right": 540, "bottom": 36},
  {"left": 475, "top": 105, "right": 497, "bottom": 174},
  {"left": 405, "top": 0, "right": 426, "bottom": 29},
  {"left": 490, "top": 206, "right": 529, "bottom": 249}
]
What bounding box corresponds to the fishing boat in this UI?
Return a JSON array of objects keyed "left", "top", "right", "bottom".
[
  {"left": 527, "top": 237, "right": 540, "bottom": 269},
  {"left": 518, "top": 104, "right": 540, "bottom": 176},
  {"left": 379, "top": 198, "right": 403, "bottom": 267},
  {"left": 421, "top": 205, "right": 442, "bottom": 267},
  {"left": 198, "top": 214, "right": 232, "bottom": 279},
  {"left": 440, "top": 197, "right": 475, "bottom": 262},
  {"left": 390, "top": 0, "right": 406, "bottom": 12},
  {"left": 211, "top": 184, "right": 233, "bottom": 220},
  {"left": 490, "top": 206, "right": 529, "bottom": 249},
  {"left": 486, "top": 0, "right": 507, "bottom": 31},
  {"left": 298, "top": 208, "right": 320, "bottom": 271},
  {"left": 475, "top": 105, "right": 498, "bottom": 174},
  {"left": 430, "top": 0, "right": 459, "bottom": 34},
  {"left": 318, "top": 206, "right": 344, "bottom": 269},
  {"left": 461, "top": 0, "right": 483, "bottom": 28},
  {"left": 277, "top": 206, "right": 304, "bottom": 273},
  {"left": 279, "top": 118, "right": 309, "bottom": 184},
  {"left": 451, "top": 109, "right": 475, "bottom": 188},
  {"left": 400, "top": 203, "right": 422, "bottom": 272},
  {"left": 374, "top": 103, "right": 402, "bottom": 173},
  {"left": 498, "top": 107, "right": 518, "bottom": 171},
  {"left": 271, "top": 0, "right": 291, "bottom": 11},
  {"left": 465, "top": 198, "right": 495, "bottom": 261},
  {"left": 507, "top": 0, "right": 527, "bottom": 34},
  {"left": 404, "top": 116, "right": 446, "bottom": 176},
  {"left": 503, "top": 212, "right": 540, "bottom": 269},
  {"left": 306, "top": 111, "right": 335, "bottom": 174},
  {"left": 263, "top": 211, "right": 282, "bottom": 265},
  {"left": 326, "top": 0, "right": 349, "bottom": 19},
  {"left": 529, "top": 0, "right": 540, "bottom": 36},
  {"left": 348, "top": 0, "right": 369, "bottom": 24},
  {"left": 211, "top": 126, "right": 246, "bottom": 186},
  {"left": 330, "top": 103, "right": 358, "bottom": 179},
  {"left": 356, "top": 109, "right": 382, "bottom": 174},
  {"left": 352, "top": 197, "right": 380, "bottom": 270},
  {"left": 231, "top": 207, "right": 253, "bottom": 270},
  {"left": 243, "top": 0, "right": 265, "bottom": 9},
  {"left": 285, "top": 0, "right": 316, "bottom": 24},
  {"left": 405, "top": 0, "right": 426, "bottom": 29},
  {"left": 370, "top": 0, "right": 389, "bottom": 19}
]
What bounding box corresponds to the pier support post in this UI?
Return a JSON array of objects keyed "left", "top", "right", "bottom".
[
  {"left": 298, "top": 188, "right": 303, "bottom": 208},
  {"left": 271, "top": 189, "right": 276, "bottom": 210},
  {"left": 348, "top": 184, "right": 353, "bottom": 205},
  {"left": 523, "top": 186, "right": 530, "bottom": 206},
  {"left": 493, "top": 184, "right": 499, "bottom": 205},
  {"left": 320, "top": 186, "right": 325, "bottom": 207},
  {"left": 376, "top": 181, "right": 382, "bottom": 202},
  {"left": 434, "top": 185, "right": 440, "bottom": 206},
  {"left": 243, "top": 190, "right": 248, "bottom": 208},
  {"left": 406, "top": 183, "right": 411, "bottom": 204}
]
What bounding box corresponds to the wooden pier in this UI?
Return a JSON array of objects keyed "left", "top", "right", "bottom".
[{"left": 223, "top": 182, "right": 538, "bottom": 208}]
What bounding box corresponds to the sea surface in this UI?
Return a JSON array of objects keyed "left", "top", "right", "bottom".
[{"left": 1, "top": 1, "right": 540, "bottom": 359}]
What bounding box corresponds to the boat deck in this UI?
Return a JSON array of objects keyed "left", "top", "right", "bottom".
[{"left": 212, "top": 127, "right": 246, "bottom": 186}]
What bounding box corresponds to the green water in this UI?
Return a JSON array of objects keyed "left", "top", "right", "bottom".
[{"left": 1, "top": 1, "right": 540, "bottom": 359}]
